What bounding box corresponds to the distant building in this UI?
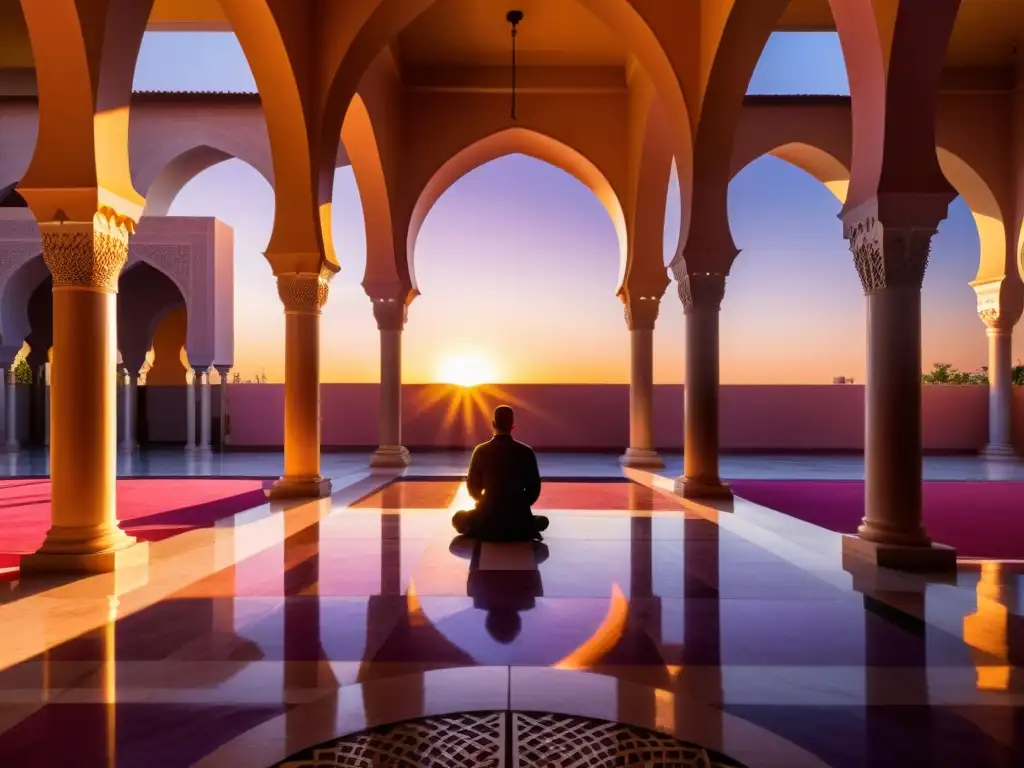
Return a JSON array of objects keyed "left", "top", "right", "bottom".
[{"left": 833, "top": 376, "right": 855, "bottom": 384}]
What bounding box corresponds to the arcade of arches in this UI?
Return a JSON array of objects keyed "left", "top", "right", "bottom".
[{"left": 1, "top": 0, "right": 1023, "bottom": 579}]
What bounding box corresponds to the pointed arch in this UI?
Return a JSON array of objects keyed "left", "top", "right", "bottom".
[{"left": 406, "top": 128, "right": 627, "bottom": 294}]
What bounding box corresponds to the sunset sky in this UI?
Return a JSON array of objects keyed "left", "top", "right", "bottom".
[{"left": 134, "top": 31, "right": 996, "bottom": 385}]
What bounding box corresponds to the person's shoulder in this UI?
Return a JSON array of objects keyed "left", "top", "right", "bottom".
[{"left": 512, "top": 438, "right": 535, "bottom": 453}]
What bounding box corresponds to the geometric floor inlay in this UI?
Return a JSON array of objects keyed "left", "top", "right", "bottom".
[{"left": 273, "top": 711, "right": 748, "bottom": 768}]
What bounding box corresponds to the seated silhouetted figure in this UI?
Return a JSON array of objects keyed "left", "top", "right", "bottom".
[{"left": 451, "top": 405, "right": 549, "bottom": 541}]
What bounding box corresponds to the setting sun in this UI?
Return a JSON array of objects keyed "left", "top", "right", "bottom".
[{"left": 437, "top": 354, "right": 498, "bottom": 387}]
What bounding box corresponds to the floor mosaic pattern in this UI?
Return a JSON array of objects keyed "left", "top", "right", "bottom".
[{"left": 0, "top": 459, "right": 1020, "bottom": 767}]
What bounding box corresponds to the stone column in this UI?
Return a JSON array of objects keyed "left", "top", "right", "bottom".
[
  {"left": 370, "top": 299, "right": 411, "bottom": 468},
  {"left": 842, "top": 206, "right": 955, "bottom": 570},
  {"left": 4, "top": 364, "right": 17, "bottom": 453},
  {"left": 184, "top": 370, "right": 197, "bottom": 451},
  {"left": 620, "top": 295, "right": 663, "bottom": 468},
  {"left": 673, "top": 272, "right": 731, "bottom": 499},
  {"left": 196, "top": 367, "right": 212, "bottom": 452},
  {"left": 267, "top": 268, "right": 333, "bottom": 499},
  {"left": 215, "top": 366, "right": 231, "bottom": 449},
  {"left": 39, "top": 364, "right": 51, "bottom": 447},
  {"left": 119, "top": 368, "right": 137, "bottom": 452},
  {"left": 970, "top": 290, "right": 1019, "bottom": 460},
  {"left": 21, "top": 213, "right": 146, "bottom": 573}
]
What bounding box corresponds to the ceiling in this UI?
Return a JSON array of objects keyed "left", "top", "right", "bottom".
[{"left": 396, "top": 0, "right": 629, "bottom": 68}]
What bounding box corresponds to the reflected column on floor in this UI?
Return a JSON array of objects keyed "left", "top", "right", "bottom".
[
  {"left": 268, "top": 268, "right": 333, "bottom": 499},
  {"left": 842, "top": 200, "right": 956, "bottom": 570},
  {"left": 22, "top": 212, "right": 147, "bottom": 573},
  {"left": 620, "top": 291, "right": 664, "bottom": 469},
  {"left": 673, "top": 271, "right": 731, "bottom": 500},
  {"left": 369, "top": 290, "right": 413, "bottom": 468},
  {"left": 680, "top": 514, "right": 721, "bottom": 746}
]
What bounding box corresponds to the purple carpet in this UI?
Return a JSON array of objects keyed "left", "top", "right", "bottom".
[{"left": 729, "top": 480, "right": 1024, "bottom": 560}]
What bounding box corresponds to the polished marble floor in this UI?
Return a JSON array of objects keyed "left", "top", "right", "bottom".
[{"left": 0, "top": 460, "right": 1021, "bottom": 766}]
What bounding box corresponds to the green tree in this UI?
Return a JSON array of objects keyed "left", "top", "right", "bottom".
[
  {"left": 921, "top": 362, "right": 988, "bottom": 385},
  {"left": 12, "top": 358, "right": 31, "bottom": 384}
]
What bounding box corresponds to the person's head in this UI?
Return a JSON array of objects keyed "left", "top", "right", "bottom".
[{"left": 492, "top": 405, "right": 515, "bottom": 434}]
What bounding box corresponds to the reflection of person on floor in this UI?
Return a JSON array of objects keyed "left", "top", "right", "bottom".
[
  {"left": 449, "top": 537, "right": 550, "bottom": 644},
  {"left": 452, "top": 405, "right": 550, "bottom": 541}
]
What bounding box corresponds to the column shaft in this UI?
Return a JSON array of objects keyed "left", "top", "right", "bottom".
[
  {"left": 268, "top": 269, "right": 333, "bottom": 498},
  {"left": 620, "top": 317, "right": 663, "bottom": 468},
  {"left": 185, "top": 373, "right": 196, "bottom": 451},
  {"left": 984, "top": 327, "right": 1014, "bottom": 455},
  {"left": 5, "top": 367, "right": 18, "bottom": 452},
  {"left": 861, "top": 286, "right": 928, "bottom": 545},
  {"left": 370, "top": 300, "right": 411, "bottom": 468},
  {"left": 22, "top": 217, "right": 145, "bottom": 572},
  {"left": 119, "top": 372, "right": 136, "bottom": 451},
  {"left": 216, "top": 367, "right": 231, "bottom": 449},
  {"left": 674, "top": 273, "right": 730, "bottom": 499},
  {"left": 198, "top": 369, "right": 212, "bottom": 451}
]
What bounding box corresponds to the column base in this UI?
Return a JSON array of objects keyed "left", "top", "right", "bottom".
[
  {"left": 370, "top": 445, "right": 411, "bottom": 468},
  {"left": 842, "top": 534, "right": 956, "bottom": 572},
  {"left": 20, "top": 539, "right": 149, "bottom": 575},
  {"left": 674, "top": 476, "right": 733, "bottom": 500},
  {"left": 980, "top": 443, "right": 1017, "bottom": 460},
  {"left": 619, "top": 448, "right": 664, "bottom": 469},
  {"left": 266, "top": 475, "right": 332, "bottom": 500}
]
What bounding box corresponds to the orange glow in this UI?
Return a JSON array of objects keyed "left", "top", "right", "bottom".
[
  {"left": 437, "top": 353, "right": 497, "bottom": 387},
  {"left": 963, "top": 562, "right": 1010, "bottom": 691},
  {"left": 552, "top": 583, "right": 629, "bottom": 670}
]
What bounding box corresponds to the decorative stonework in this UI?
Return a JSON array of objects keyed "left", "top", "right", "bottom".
[
  {"left": 277, "top": 265, "right": 335, "bottom": 314},
  {"left": 275, "top": 712, "right": 504, "bottom": 768},
  {"left": 273, "top": 712, "right": 748, "bottom": 768},
  {"left": 39, "top": 208, "right": 134, "bottom": 293},
  {"left": 622, "top": 294, "right": 661, "bottom": 330},
  {"left": 847, "top": 214, "right": 934, "bottom": 294},
  {"left": 973, "top": 280, "right": 1021, "bottom": 331},
  {"left": 373, "top": 298, "right": 409, "bottom": 331},
  {"left": 676, "top": 272, "right": 727, "bottom": 313},
  {"left": 514, "top": 712, "right": 747, "bottom": 768}
]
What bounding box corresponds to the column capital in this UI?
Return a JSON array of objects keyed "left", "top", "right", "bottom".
[
  {"left": 214, "top": 365, "right": 233, "bottom": 376},
  {"left": 973, "top": 278, "right": 1023, "bottom": 331},
  {"left": 372, "top": 298, "right": 409, "bottom": 331},
  {"left": 277, "top": 265, "right": 334, "bottom": 314},
  {"left": 620, "top": 293, "right": 661, "bottom": 331},
  {"left": 39, "top": 207, "right": 135, "bottom": 293},
  {"left": 674, "top": 271, "right": 726, "bottom": 314}
]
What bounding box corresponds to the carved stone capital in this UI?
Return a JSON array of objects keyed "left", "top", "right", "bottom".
[
  {"left": 277, "top": 265, "right": 334, "bottom": 314},
  {"left": 372, "top": 298, "right": 408, "bottom": 331},
  {"left": 676, "top": 272, "right": 726, "bottom": 314},
  {"left": 621, "top": 294, "right": 661, "bottom": 331},
  {"left": 39, "top": 207, "right": 135, "bottom": 293},
  {"left": 973, "top": 279, "right": 1022, "bottom": 331},
  {"left": 846, "top": 214, "right": 935, "bottom": 294}
]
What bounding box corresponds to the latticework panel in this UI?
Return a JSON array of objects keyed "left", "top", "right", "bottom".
[
  {"left": 512, "top": 712, "right": 747, "bottom": 768},
  {"left": 274, "top": 712, "right": 505, "bottom": 768}
]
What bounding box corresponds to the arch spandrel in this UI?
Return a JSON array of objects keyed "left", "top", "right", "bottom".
[
  {"left": 17, "top": 0, "right": 155, "bottom": 221},
  {"left": 403, "top": 126, "right": 628, "bottom": 297}
]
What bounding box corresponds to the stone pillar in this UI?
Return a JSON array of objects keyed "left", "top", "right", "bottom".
[
  {"left": 4, "top": 364, "right": 17, "bottom": 453},
  {"left": 842, "top": 206, "right": 955, "bottom": 570},
  {"left": 215, "top": 366, "right": 231, "bottom": 449},
  {"left": 196, "top": 367, "right": 212, "bottom": 452},
  {"left": 119, "top": 369, "right": 137, "bottom": 452},
  {"left": 267, "top": 268, "right": 333, "bottom": 499},
  {"left": 976, "top": 293, "right": 1019, "bottom": 458},
  {"left": 39, "top": 365, "right": 51, "bottom": 447},
  {"left": 620, "top": 295, "right": 663, "bottom": 468},
  {"left": 21, "top": 213, "right": 146, "bottom": 573},
  {"left": 184, "top": 370, "right": 196, "bottom": 451},
  {"left": 673, "top": 272, "right": 731, "bottom": 499},
  {"left": 370, "top": 299, "right": 411, "bottom": 468}
]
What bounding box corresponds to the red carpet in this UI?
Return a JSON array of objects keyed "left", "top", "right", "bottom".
[
  {"left": 730, "top": 480, "right": 1024, "bottom": 560},
  {"left": 0, "top": 478, "right": 269, "bottom": 572}
]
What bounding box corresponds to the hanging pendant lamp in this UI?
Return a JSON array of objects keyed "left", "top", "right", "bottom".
[{"left": 506, "top": 10, "right": 524, "bottom": 120}]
